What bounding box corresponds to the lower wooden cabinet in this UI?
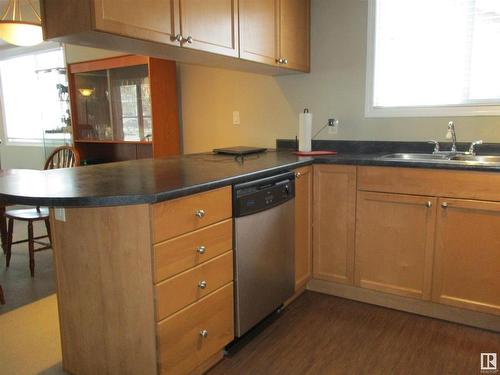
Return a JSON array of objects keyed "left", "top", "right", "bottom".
[
  {"left": 157, "top": 283, "right": 234, "bottom": 374},
  {"left": 432, "top": 198, "right": 500, "bottom": 315},
  {"left": 294, "top": 166, "right": 312, "bottom": 290},
  {"left": 312, "top": 165, "right": 356, "bottom": 284},
  {"left": 355, "top": 191, "right": 436, "bottom": 300}
]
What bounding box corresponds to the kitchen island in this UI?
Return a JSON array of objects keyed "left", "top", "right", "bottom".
[{"left": 2, "top": 149, "right": 500, "bottom": 374}]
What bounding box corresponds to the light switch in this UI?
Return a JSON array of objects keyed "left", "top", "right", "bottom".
[
  {"left": 55, "top": 207, "right": 66, "bottom": 222},
  {"left": 233, "top": 111, "right": 240, "bottom": 125}
]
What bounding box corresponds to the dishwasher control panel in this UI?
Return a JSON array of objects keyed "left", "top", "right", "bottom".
[{"left": 233, "top": 172, "right": 295, "bottom": 217}]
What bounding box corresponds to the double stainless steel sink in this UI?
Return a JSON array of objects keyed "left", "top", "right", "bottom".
[{"left": 378, "top": 153, "right": 500, "bottom": 165}]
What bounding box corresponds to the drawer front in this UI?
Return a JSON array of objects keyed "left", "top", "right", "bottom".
[
  {"left": 153, "top": 219, "right": 233, "bottom": 282},
  {"left": 158, "top": 283, "right": 234, "bottom": 375},
  {"left": 152, "top": 186, "right": 232, "bottom": 243},
  {"left": 155, "top": 251, "right": 233, "bottom": 320},
  {"left": 358, "top": 166, "right": 500, "bottom": 201}
]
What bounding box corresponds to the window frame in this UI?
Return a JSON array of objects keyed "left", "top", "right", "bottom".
[
  {"left": 0, "top": 42, "right": 69, "bottom": 146},
  {"left": 365, "top": 0, "right": 500, "bottom": 118}
]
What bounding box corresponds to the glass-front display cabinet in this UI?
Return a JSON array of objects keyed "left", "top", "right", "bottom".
[{"left": 68, "top": 55, "right": 179, "bottom": 164}]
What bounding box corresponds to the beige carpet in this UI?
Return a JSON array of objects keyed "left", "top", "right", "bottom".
[{"left": 0, "top": 294, "right": 64, "bottom": 375}]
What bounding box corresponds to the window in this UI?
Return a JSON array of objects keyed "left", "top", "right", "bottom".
[
  {"left": 366, "top": 0, "right": 500, "bottom": 117},
  {"left": 0, "top": 46, "right": 69, "bottom": 143}
]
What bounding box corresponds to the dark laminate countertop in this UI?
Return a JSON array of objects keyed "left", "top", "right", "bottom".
[
  {"left": 2, "top": 150, "right": 500, "bottom": 207},
  {"left": 0, "top": 151, "right": 312, "bottom": 207}
]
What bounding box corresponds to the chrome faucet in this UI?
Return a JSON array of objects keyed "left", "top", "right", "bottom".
[
  {"left": 468, "top": 140, "right": 483, "bottom": 155},
  {"left": 428, "top": 140, "right": 440, "bottom": 154},
  {"left": 447, "top": 121, "right": 457, "bottom": 153}
]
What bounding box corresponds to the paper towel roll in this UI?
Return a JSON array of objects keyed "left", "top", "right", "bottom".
[{"left": 299, "top": 109, "right": 312, "bottom": 152}]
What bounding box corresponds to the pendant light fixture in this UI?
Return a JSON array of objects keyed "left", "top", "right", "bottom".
[{"left": 0, "top": 0, "right": 42, "bottom": 47}]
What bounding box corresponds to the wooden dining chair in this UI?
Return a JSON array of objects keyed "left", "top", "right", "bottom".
[
  {"left": 0, "top": 284, "right": 5, "bottom": 304},
  {"left": 4, "top": 146, "right": 80, "bottom": 277}
]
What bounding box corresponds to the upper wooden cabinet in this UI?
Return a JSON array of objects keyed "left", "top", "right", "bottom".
[
  {"left": 432, "top": 198, "right": 500, "bottom": 315},
  {"left": 239, "top": 0, "right": 310, "bottom": 71},
  {"left": 93, "top": 0, "right": 178, "bottom": 45},
  {"left": 279, "top": 0, "right": 310, "bottom": 71},
  {"left": 239, "top": 0, "right": 279, "bottom": 65},
  {"left": 179, "top": 0, "right": 239, "bottom": 57},
  {"left": 42, "top": 0, "right": 310, "bottom": 75},
  {"left": 355, "top": 191, "right": 436, "bottom": 300},
  {"left": 313, "top": 165, "right": 356, "bottom": 285},
  {"left": 95, "top": 0, "right": 239, "bottom": 57},
  {"left": 294, "top": 166, "right": 313, "bottom": 290}
]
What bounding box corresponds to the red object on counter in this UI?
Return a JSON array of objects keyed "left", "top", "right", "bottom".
[{"left": 293, "top": 151, "right": 337, "bottom": 156}]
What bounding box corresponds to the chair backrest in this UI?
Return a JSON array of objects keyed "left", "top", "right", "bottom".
[{"left": 44, "top": 146, "right": 80, "bottom": 170}]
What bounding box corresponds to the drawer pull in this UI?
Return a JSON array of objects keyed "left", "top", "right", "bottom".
[
  {"left": 295, "top": 171, "right": 302, "bottom": 178},
  {"left": 198, "top": 280, "right": 207, "bottom": 289},
  {"left": 441, "top": 202, "right": 448, "bottom": 208},
  {"left": 426, "top": 201, "right": 432, "bottom": 208},
  {"left": 199, "top": 329, "right": 208, "bottom": 338},
  {"left": 195, "top": 209, "right": 205, "bottom": 218},
  {"left": 196, "top": 245, "right": 206, "bottom": 254}
]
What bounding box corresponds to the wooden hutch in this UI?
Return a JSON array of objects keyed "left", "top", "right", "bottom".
[{"left": 68, "top": 55, "right": 179, "bottom": 163}]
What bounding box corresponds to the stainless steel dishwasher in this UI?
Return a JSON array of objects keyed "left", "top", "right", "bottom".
[{"left": 233, "top": 171, "right": 295, "bottom": 337}]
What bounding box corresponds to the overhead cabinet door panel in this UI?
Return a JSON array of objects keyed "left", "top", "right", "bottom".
[
  {"left": 279, "top": 0, "right": 310, "bottom": 71},
  {"left": 179, "top": 0, "right": 239, "bottom": 56},
  {"left": 93, "top": 0, "right": 178, "bottom": 45},
  {"left": 239, "top": 0, "right": 279, "bottom": 64}
]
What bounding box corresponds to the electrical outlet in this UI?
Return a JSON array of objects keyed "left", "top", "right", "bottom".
[
  {"left": 328, "top": 118, "right": 339, "bottom": 135},
  {"left": 233, "top": 111, "right": 240, "bottom": 125},
  {"left": 55, "top": 207, "right": 66, "bottom": 222}
]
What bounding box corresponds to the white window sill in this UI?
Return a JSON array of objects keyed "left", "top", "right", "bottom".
[{"left": 365, "top": 104, "right": 500, "bottom": 118}]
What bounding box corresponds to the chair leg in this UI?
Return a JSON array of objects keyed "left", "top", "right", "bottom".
[
  {"left": 6, "top": 218, "right": 13, "bottom": 268},
  {"left": 0, "top": 284, "right": 5, "bottom": 305},
  {"left": 0, "top": 206, "right": 7, "bottom": 254},
  {"left": 44, "top": 218, "right": 52, "bottom": 247},
  {"left": 28, "top": 221, "right": 35, "bottom": 277}
]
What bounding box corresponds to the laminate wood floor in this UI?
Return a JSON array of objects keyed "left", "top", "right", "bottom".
[{"left": 208, "top": 291, "right": 500, "bottom": 375}]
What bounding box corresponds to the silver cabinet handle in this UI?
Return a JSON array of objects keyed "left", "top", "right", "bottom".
[
  {"left": 183, "top": 35, "right": 193, "bottom": 44},
  {"left": 426, "top": 201, "right": 432, "bottom": 208},
  {"left": 195, "top": 209, "right": 205, "bottom": 218},
  {"left": 283, "top": 58, "right": 288, "bottom": 65},
  {"left": 199, "top": 330, "right": 208, "bottom": 338},
  {"left": 174, "top": 34, "right": 183, "bottom": 42},
  {"left": 295, "top": 171, "right": 302, "bottom": 179},
  {"left": 196, "top": 245, "right": 206, "bottom": 254},
  {"left": 276, "top": 58, "right": 283, "bottom": 64},
  {"left": 198, "top": 280, "right": 207, "bottom": 289},
  {"left": 441, "top": 202, "right": 448, "bottom": 208}
]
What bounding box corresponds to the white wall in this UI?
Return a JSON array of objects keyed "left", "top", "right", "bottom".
[
  {"left": 180, "top": 0, "right": 500, "bottom": 154},
  {"left": 3, "top": 0, "right": 499, "bottom": 167}
]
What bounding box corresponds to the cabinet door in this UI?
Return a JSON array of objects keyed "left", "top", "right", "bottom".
[
  {"left": 355, "top": 192, "right": 436, "bottom": 300},
  {"left": 93, "top": 0, "right": 178, "bottom": 45},
  {"left": 179, "top": 0, "right": 239, "bottom": 57},
  {"left": 294, "top": 166, "right": 312, "bottom": 290},
  {"left": 313, "top": 165, "right": 356, "bottom": 284},
  {"left": 279, "top": 0, "right": 310, "bottom": 72},
  {"left": 239, "top": 0, "right": 279, "bottom": 65},
  {"left": 432, "top": 198, "right": 500, "bottom": 315}
]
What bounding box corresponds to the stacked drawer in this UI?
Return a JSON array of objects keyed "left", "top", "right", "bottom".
[{"left": 151, "top": 186, "right": 234, "bottom": 374}]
